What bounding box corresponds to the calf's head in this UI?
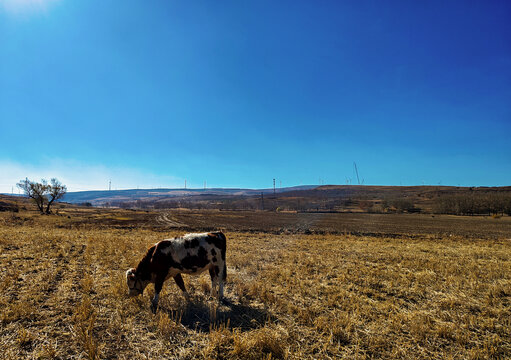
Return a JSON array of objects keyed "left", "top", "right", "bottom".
[{"left": 125, "top": 268, "right": 149, "bottom": 297}]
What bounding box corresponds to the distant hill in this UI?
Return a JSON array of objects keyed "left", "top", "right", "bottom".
[
  {"left": 59, "top": 184, "right": 511, "bottom": 214},
  {"left": 61, "top": 185, "right": 318, "bottom": 205}
]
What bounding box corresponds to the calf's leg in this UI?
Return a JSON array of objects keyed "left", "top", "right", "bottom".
[
  {"left": 173, "top": 274, "right": 190, "bottom": 299},
  {"left": 151, "top": 278, "right": 164, "bottom": 314},
  {"left": 209, "top": 267, "right": 219, "bottom": 298},
  {"left": 218, "top": 262, "right": 226, "bottom": 300}
]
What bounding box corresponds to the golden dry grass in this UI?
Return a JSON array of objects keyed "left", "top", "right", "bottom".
[{"left": 0, "top": 210, "right": 510, "bottom": 359}]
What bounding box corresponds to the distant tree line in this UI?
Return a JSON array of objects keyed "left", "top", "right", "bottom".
[{"left": 432, "top": 193, "right": 511, "bottom": 216}]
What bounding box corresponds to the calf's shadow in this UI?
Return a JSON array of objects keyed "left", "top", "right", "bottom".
[{"left": 159, "top": 298, "right": 276, "bottom": 333}]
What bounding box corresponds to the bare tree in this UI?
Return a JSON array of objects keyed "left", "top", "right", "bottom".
[
  {"left": 17, "top": 178, "right": 48, "bottom": 213},
  {"left": 16, "top": 178, "right": 67, "bottom": 214},
  {"left": 45, "top": 178, "right": 67, "bottom": 214}
]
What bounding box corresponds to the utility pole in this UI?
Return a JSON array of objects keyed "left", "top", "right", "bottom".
[
  {"left": 353, "top": 162, "right": 360, "bottom": 185},
  {"left": 109, "top": 180, "right": 111, "bottom": 191},
  {"left": 273, "top": 179, "right": 276, "bottom": 195},
  {"left": 184, "top": 179, "right": 187, "bottom": 189}
]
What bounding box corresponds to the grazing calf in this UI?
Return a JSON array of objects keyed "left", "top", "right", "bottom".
[{"left": 126, "top": 231, "right": 227, "bottom": 313}]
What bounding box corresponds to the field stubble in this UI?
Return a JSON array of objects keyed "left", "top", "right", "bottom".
[{"left": 0, "top": 210, "right": 510, "bottom": 359}]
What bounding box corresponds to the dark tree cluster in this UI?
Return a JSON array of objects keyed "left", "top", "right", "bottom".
[
  {"left": 433, "top": 193, "right": 511, "bottom": 216},
  {"left": 381, "top": 198, "right": 419, "bottom": 213}
]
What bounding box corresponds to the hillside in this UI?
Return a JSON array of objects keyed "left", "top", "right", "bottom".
[
  {"left": 7, "top": 184, "right": 511, "bottom": 215},
  {"left": 61, "top": 185, "right": 317, "bottom": 205},
  {"left": 0, "top": 194, "right": 22, "bottom": 212},
  {"left": 80, "top": 185, "right": 511, "bottom": 214}
]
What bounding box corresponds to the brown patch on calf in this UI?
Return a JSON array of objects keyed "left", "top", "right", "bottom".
[
  {"left": 136, "top": 241, "right": 182, "bottom": 282},
  {"left": 198, "top": 246, "right": 207, "bottom": 259},
  {"left": 209, "top": 267, "right": 216, "bottom": 280},
  {"left": 184, "top": 238, "right": 200, "bottom": 249},
  {"left": 135, "top": 245, "right": 158, "bottom": 281},
  {"left": 209, "top": 265, "right": 220, "bottom": 278},
  {"left": 172, "top": 258, "right": 183, "bottom": 270},
  {"left": 181, "top": 246, "right": 209, "bottom": 270},
  {"left": 207, "top": 232, "right": 226, "bottom": 261},
  {"left": 157, "top": 241, "right": 172, "bottom": 251}
]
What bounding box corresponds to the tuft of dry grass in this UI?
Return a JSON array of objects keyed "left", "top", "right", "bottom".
[
  {"left": 0, "top": 209, "right": 510, "bottom": 359},
  {"left": 72, "top": 298, "right": 101, "bottom": 360},
  {"left": 230, "top": 324, "right": 288, "bottom": 359}
]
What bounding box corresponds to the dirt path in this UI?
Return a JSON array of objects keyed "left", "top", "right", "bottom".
[{"left": 156, "top": 212, "right": 189, "bottom": 228}]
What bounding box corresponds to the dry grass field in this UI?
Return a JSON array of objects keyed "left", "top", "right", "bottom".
[{"left": 0, "top": 208, "right": 510, "bottom": 359}]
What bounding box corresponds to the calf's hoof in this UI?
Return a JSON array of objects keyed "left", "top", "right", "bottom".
[
  {"left": 150, "top": 303, "right": 158, "bottom": 314},
  {"left": 220, "top": 297, "right": 230, "bottom": 305}
]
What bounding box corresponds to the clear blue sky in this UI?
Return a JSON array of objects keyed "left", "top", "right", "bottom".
[{"left": 1, "top": 1, "right": 510, "bottom": 192}]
